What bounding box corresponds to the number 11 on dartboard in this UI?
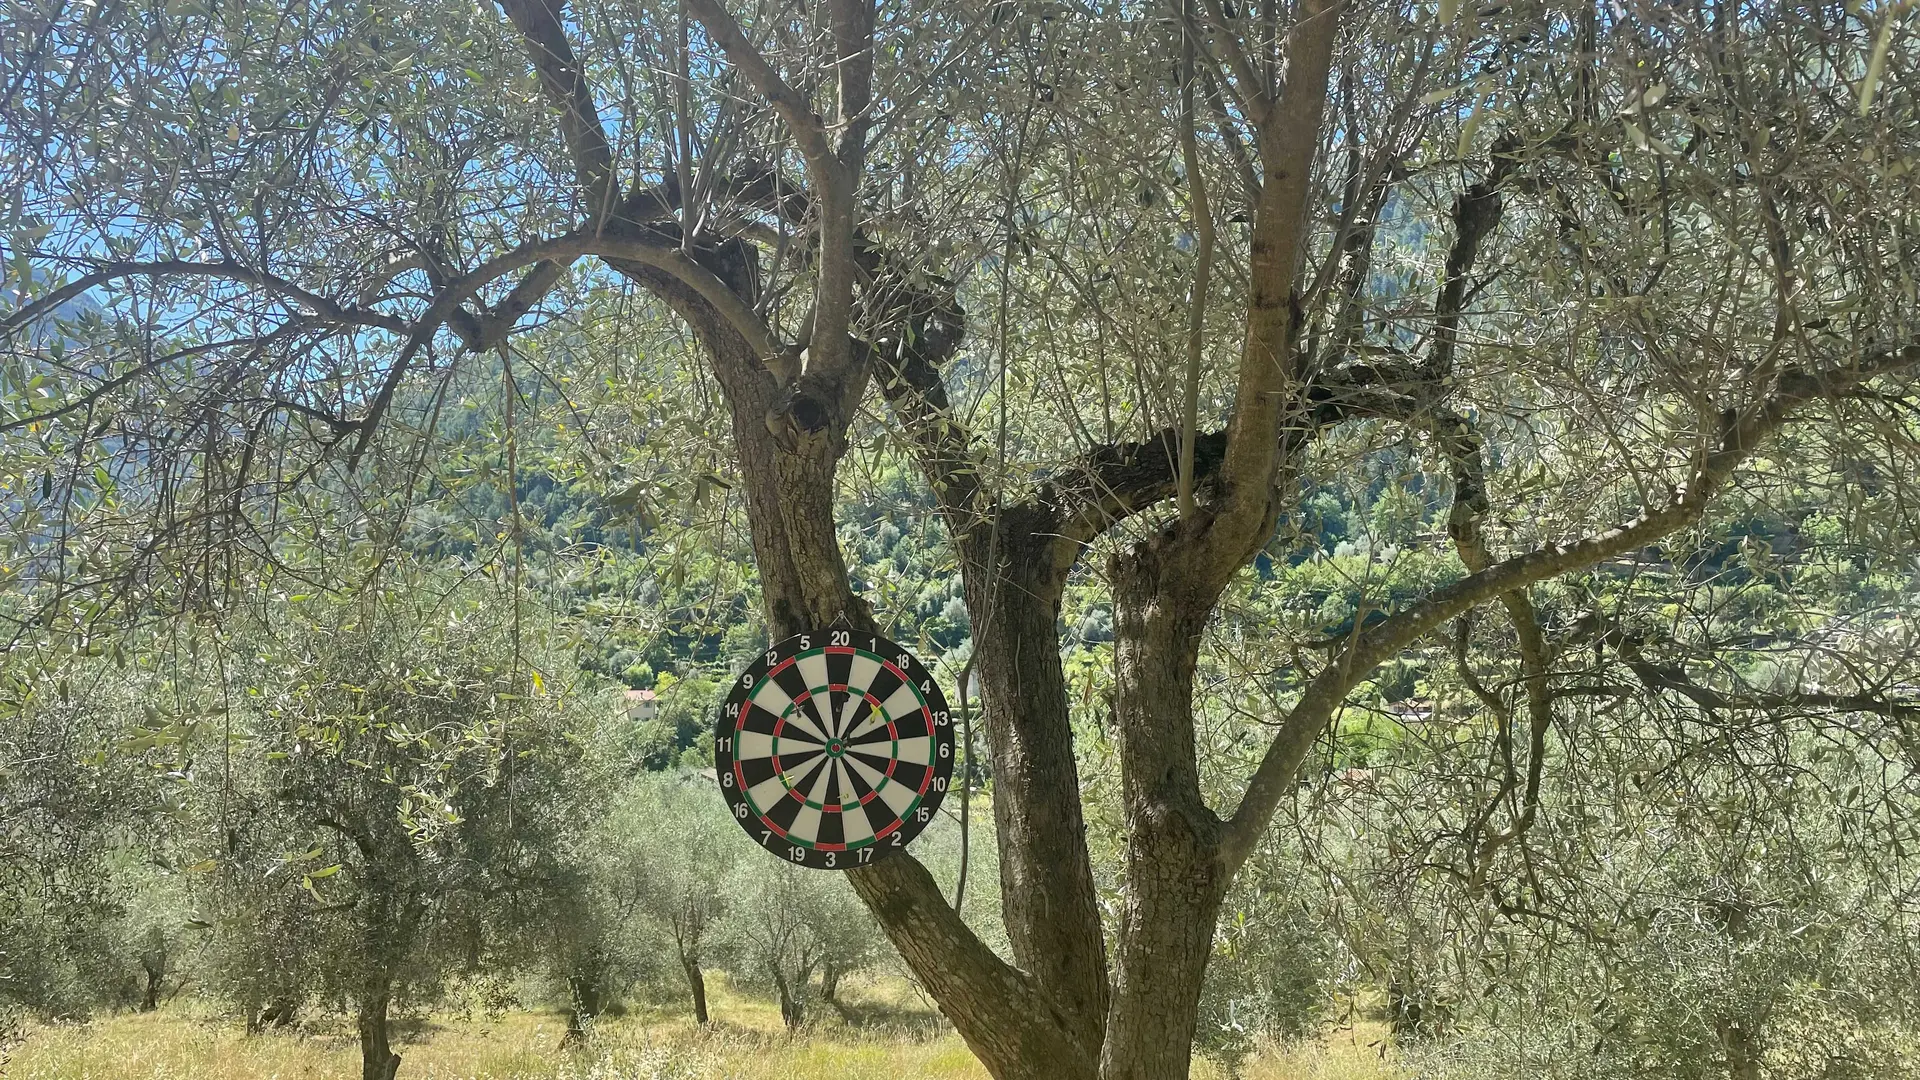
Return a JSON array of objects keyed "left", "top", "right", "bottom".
[{"left": 714, "top": 629, "right": 956, "bottom": 870}]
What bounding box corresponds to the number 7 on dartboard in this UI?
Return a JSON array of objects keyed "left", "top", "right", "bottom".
[{"left": 714, "top": 630, "right": 956, "bottom": 870}]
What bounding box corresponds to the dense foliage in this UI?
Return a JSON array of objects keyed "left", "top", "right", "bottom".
[{"left": 5, "top": 0, "right": 1920, "bottom": 1077}]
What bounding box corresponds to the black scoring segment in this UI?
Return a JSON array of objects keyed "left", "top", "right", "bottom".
[
  {"left": 770, "top": 661, "right": 811, "bottom": 707},
  {"left": 826, "top": 649, "right": 854, "bottom": 690}
]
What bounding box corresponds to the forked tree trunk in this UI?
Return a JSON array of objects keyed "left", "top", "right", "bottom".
[
  {"left": 679, "top": 952, "right": 709, "bottom": 1025},
  {"left": 356, "top": 990, "right": 402, "bottom": 1080},
  {"left": 772, "top": 967, "right": 804, "bottom": 1032},
  {"left": 608, "top": 166, "right": 1240, "bottom": 1080}
]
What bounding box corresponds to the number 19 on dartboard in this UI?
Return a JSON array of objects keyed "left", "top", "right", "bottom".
[{"left": 714, "top": 630, "right": 955, "bottom": 870}]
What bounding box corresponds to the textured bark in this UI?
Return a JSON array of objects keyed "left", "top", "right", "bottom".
[
  {"left": 868, "top": 305, "right": 1114, "bottom": 1058},
  {"left": 772, "top": 967, "right": 805, "bottom": 1031},
  {"left": 139, "top": 957, "right": 162, "bottom": 1012},
  {"left": 850, "top": 854, "right": 1100, "bottom": 1080},
  {"left": 254, "top": 995, "right": 299, "bottom": 1032},
  {"left": 680, "top": 953, "right": 710, "bottom": 1025},
  {"left": 1099, "top": 549, "right": 1230, "bottom": 1080},
  {"left": 356, "top": 990, "right": 401, "bottom": 1080},
  {"left": 606, "top": 252, "right": 1091, "bottom": 1078},
  {"left": 961, "top": 516, "right": 1109, "bottom": 1053},
  {"left": 563, "top": 974, "right": 601, "bottom": 1043},
  {"left": 1717, "top": 1019, "right": 1763, "bottom": 1080}
]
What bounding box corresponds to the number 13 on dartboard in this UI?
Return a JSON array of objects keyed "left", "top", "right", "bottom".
[{"left": 714, "top": 630, "right": 955, "bottom": 870}]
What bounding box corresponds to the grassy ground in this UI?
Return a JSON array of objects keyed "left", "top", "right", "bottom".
[{"left": 5, "top": 977, "right": 1402, "bottom": 1080}]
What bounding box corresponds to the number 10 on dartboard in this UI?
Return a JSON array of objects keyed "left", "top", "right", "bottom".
[{"left": 714, "top": 630, "right": 956, "bottom": 869}]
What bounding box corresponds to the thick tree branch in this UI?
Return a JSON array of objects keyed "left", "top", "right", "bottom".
[
  {"left": 498, "top": 0, "right": 618, "bottom": 219},
  {"left": 829, "top": 0, "right": 876, "bottom": 168},
  {"left": 1177, "top": 12, "right": 1217, "bottom": 520},
  {"left": 447, "top": 260, "right": 570, "bottom": 352},
  {"left": 446, "top": 170, "right": 807, "bottom": 354},
  {"left": 349, "top": 226, "right": 782, "bottom": 464},
  {"left": 1601, "top": 624, "right": 1920, "bottom": 722},
  {"left": 1220, "top": 343, "right": 1920, "bottom": 870},
  {"left": 848, "top": 853, "right": 1098, "bottom": 1075},
  {"left": 684, "top": 0, "right": 862, "bottom": 395},
  {"left": 0, "top": 328, "right": 308, "bottom": 436},
  {"left": 1206, "top": 0, "right": 1341, "bottom": 559},
  {"left": 1192, "top": 0, "right": 1274, "bottom": 126},
  {"left": 868, "top": 291, "right": 980, "bottom": 514},
  {"left": 681, "top": 0, "right": 834, "bottom": 169}
]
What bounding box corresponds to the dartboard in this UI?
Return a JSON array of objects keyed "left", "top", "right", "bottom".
[{"left": 715, "top": 629, "right": 955, "bottom": 869}]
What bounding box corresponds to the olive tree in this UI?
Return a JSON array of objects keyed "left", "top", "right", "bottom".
[
  {"left": 0, "top": 661, "right": 179, "bottom": 1018},
  {"left": 623, "top": 771, "right": 735, "bottom": 1026},
  {"left": 211, "top": 578, "right": 612, "bottom": 1080},
  {"left": 4, "top": 0, "right": 1918, "bottom": 1077},
  {"left": 720, "top": 851, "right": 879, "bottom": 1031}
]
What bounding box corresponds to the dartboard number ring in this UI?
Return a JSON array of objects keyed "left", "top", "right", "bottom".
[{"left": 715, "top": 630, "right": 955, "bottom": 870}]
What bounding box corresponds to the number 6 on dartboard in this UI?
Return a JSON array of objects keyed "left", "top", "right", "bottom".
[{"left": 713, "top": 629, "right": 956, "bottom": 870}]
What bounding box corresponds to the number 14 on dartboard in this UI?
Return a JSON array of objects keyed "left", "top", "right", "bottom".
[{"left": 714, "top": 630, "right": 955, "bottom": 870}]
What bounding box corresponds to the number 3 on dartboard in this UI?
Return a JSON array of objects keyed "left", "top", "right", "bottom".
[{"left": 715, "top": 628, "right": 956, "bottom": 870}]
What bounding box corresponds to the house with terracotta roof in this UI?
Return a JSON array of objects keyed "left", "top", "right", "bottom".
[{"left": 622, "top": 688, "right": 658, "bottom": 722}]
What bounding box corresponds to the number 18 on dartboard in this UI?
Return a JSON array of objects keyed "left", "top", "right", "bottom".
[{"left": 714, "top": 629, "right": 955, "bottom": 870}]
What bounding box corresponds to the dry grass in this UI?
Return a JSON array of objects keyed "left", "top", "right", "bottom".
[
  {"left": 1240, "top": 1022, "right": 1406, "bottom": 1080},
  {"left": 6, "top": 978, "right": 1403, "bottom": 1080}
]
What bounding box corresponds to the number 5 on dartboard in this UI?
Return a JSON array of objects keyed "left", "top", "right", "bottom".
[{"left": 713, "top": 628, "right": 956, "bottom": 870}]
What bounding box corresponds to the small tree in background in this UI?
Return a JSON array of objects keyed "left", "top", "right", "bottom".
[
  {"left": 0, "top": 670, "right": 174, "bottom": 1019},
  {"left": 623, "top": 771, "right": 734, "bottom": 1025},
  {"left": 720, "top": 855, "right": 878, "bottom": 1032},
  {"left": 214, "top": 574, "right": 613, "bottom": 1080}
]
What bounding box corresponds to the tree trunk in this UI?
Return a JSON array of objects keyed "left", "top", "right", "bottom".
[
  {"left": 680, "top": 952, "right": 709, "bottom": 1025},
  {"left": 1099, "top": 554, "right": 1230, "bottom": 1080},
  {"left": 356, "top": 990, "right": 402, "bottom": 1080},
  {"left": 140, "top": 960, "right": 162, "bottom": 1012},
  {"left": 820, "top": 961, "right": 841, "bottom": 1006},
  {"left": 564, "top": 974, "right": 601, "bottom": 1044},
  {"left": 1717, "top": 1018, "right": 1763, "bottom": 1080},
  {"left": 138, "top": 932, "right": 167, "bottom": 1012},
  {"left": 625, "top": 261, "right": 1099, "bottom": 1079},
  {"left": 819, "top": 960, "right": 860, "bottom": 1023},
  {"left": 962, "top": 520, "right": 1111, "bottom": 1053},
  {"left": 257, "top": 995, "right": 299, "bottom": 1032},
  {"left": 772, "top": 967, "right": 804, "bottom": 1032}
]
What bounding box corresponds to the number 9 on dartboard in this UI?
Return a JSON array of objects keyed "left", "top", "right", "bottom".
[{"left": 714, "top": 630, "right": 955, "bottom": 870}]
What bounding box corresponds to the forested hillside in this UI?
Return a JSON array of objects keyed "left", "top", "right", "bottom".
[{"left": 3, "top": 0, "right": 1919, "bottom": 1078}]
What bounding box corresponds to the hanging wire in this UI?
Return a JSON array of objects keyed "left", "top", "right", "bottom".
[
  {"left": 953, "top": 98, "right": 1037, "bottom": 914},
  {"left": 500, "top": 343, "right": 524, "bottom": 827}
]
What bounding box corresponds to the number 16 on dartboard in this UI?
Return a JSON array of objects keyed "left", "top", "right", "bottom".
[{"left": 714, "top": 629, "right": 955, "bottom": 870}]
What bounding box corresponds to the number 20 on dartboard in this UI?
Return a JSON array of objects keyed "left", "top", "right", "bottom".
[{"left": 714, "top": 630, "right": 955, "bottom": 870}]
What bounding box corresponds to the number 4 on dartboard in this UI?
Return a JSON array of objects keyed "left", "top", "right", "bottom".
[{"left": 713, "top": 628, "right": 956, "bottom": 870}]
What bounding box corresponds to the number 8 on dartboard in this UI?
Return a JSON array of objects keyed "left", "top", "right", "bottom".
[{"left": 714, "top": 630, "right": 956, "bottom": 869}]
